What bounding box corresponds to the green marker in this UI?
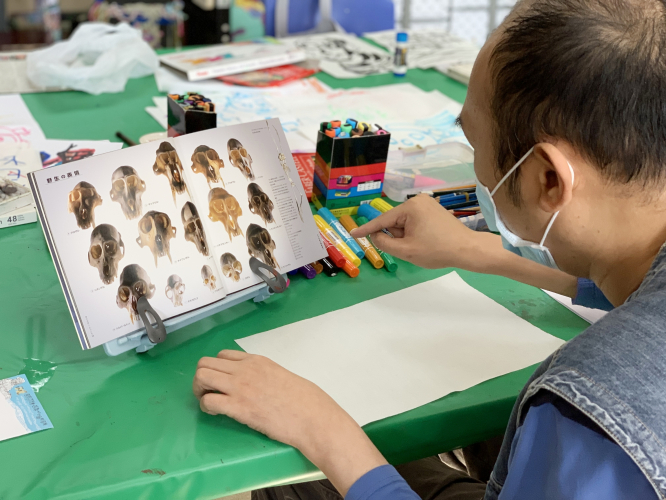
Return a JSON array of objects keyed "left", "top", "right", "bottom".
[{"left": 356, "top": 216, "right": 398, "bottom": 273}]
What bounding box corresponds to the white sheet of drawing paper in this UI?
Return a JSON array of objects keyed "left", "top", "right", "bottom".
[
  {"left": 237, "top": 272, "right": 565, "bottom": 426},
  {"left": 0, "top": 94, "right": 46, "bottom": 140},
  {"left": 542, "top": 290, "right": 607, "bottom": 324}
]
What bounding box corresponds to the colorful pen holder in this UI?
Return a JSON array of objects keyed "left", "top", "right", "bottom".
[{"left": 167, "top": 92, "right": 217, "bottom": 138}]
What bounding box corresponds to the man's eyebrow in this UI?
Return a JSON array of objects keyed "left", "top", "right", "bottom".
[{"left": 455, "top": 114, "right": 463, "bottom": 128}]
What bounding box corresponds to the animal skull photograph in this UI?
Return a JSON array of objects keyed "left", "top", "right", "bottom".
[
  {"left": 68, "top": 181, "right": 102, "bottom": 229},
  {"left": 201, "top": 264, "right": 217, "bottom": 291},
  {"left": 208, "top": 187, "right": 243, "bottom": 241},
  {"left": 247, "top": 183, "right": 275, "bottom": 225},
  {"left": 165, "top": 274, "right": 185, "bottom": 307},
  {"left": 191, "top": 145, "right": 225, "bottom": 187},
  {"left": 227, "top": 138, "right": 254, "bottom": 180},
  {"left": 181, "top": 201, "right": 209, "bottom": 256},
  {"left": 220, "top": 252, "right": 243, "bottom": 282},
  {"left": 136, "top": 211, "right": 177, "bottom": 266},
  {"left": 116, "top": 264, "right": 155, "bottom": 323},
  {"left": 88, "top": 223, "right": 125, "bottom": 284},
  {"left": 152, "top": 142, "right": 187, "bottom": 203},
  {"left": 246, "top": 223, "right": 279, "bottom": 269},
  {"left": 109, "top": 166, "right": 146, "bottom": 220}
]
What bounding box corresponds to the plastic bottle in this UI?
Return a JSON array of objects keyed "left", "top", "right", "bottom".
[{"left": 393, "top": 32, "right": 409, "bottom": 77}]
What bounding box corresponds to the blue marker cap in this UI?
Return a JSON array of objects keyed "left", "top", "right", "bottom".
[
  {"left": 317, "top": 208, "right": 365, "bottom": 258},
  {"left": 397, "top": 32, "right": 408, "bottom": 42},
  {"left": 346, "top": 118, "right": 358, "bottom": 128},
  {"left": 357, "top": 204, "right": 383, "bottom": 221},
  {"left": 334, "top": 127, "right": 341, "bottom": 137}
]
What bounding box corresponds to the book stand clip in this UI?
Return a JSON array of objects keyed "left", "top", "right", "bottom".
[{"left": 103, "top": 258, "right": 288, "bottom": 356}]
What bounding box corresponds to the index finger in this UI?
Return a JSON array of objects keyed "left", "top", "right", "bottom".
[{"left": 350, "top": 207, "right": 406, "bottom": 238}]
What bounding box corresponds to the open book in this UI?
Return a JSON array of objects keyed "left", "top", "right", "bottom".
[{"left": 29, "top": 119, "right": 325, "bottom": 350}]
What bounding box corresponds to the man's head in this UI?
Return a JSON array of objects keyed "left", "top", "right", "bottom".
[{"left": 461, "top": 0, "right": 666, "bottom": 278}]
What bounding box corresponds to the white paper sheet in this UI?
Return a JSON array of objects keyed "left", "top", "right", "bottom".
[
  {"left": 365, "top": 30, "right": 480, "bottom": 71},
  {"left": 542, "top": 290, "right": 608, "bottom": 324},
  {"left": 0, "top": 95, "right": 46, "bottom": 141},
  {"left": 237, "top": 272, "right": 565, "bottom": 426},
  {"left": 0, "top": 376, "right": 53, "bottom": 442},
  {"left": 282, "top": 32, "right": 393, "bottom": 79}
]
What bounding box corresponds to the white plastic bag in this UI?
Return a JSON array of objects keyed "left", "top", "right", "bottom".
[{"left": 27, "top": 23, "right": 159, "bottom": 95}]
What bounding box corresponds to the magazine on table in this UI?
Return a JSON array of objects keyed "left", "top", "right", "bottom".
[{"left": 29, "top": 119, "right": 325, "bottom": 350}]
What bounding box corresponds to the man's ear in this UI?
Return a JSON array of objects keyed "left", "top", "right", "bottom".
[{"left": 532, "top": 142, "right": 574, "bottom": 213}]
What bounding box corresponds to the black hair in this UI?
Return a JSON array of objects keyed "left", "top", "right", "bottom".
[{"left": 490, "top": 0, "right": 666, "bottom": 204}]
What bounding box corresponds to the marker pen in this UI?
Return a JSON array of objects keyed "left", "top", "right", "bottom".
[
  {"left": 311, "top": 261, "right": 324, "bottom": 274},
  {"left": 356, "top": 216, "right": 398, "bottom": 272},
  {"left": 318, "top": 231, "right": 346, "bottom": 267},
  {"left": 341, "top": 258, "right": 360, "bottom": 278},
  {"left": 319, "top": 257, "right": 339, "bottom": 276},
  {"left": 299, "top": 264, "right": 317, "bottom": 279},
  {"left": 338, "top": 215, "right": 384, "bottom": 269},
  {"left": 317, "top": 208, "right": 365, "bottom": 259},
  {"left": 370, "top": 198, "right": 393, "bottom": 213},
  {"left": 314, "top": 215, "right": 362, "bottom": 267},
  {"left": 357, "top": 203, "right": 383, "bottom": 221}
]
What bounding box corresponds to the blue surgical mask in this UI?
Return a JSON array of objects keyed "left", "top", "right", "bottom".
[{"left": 476, "top": 147, "right": 574, "bottom": 270}]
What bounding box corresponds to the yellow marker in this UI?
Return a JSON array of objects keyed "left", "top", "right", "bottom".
[
  {"left": 338, "top": 215, "right": 384, "bottom": 269},
  {"left": 313, "top": 215, "right": 362, "bottom": 267},
  {"left": 370, "top": 198, "right": 393, "bottom": 213}
]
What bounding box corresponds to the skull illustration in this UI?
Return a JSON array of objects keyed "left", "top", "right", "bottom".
[
  {"left": 227, "top": 138, "right": 254, "bottom": 180},
  {"left": 110, "top": 166, "right": 146, "bottom": 220},
  {"left": 247, "top": 183, "right": 274, "bottom": 225},
  {"left": 201, "top": 265, "right": 217, "bottom": 291},
  {"left": 116, "top": 264, "right": 155, "bottom": 323},
  {"left": 153, "top": 142, "right": 186, "bottom": 203},
  {"left": 136, "top": 211, "right": 177, "bottom": 266},
  {"left": 246, "top": 223, "right": 279, "bottom": 269},
  {"left": 181, "top": 201, "right": 209, "bottom": 256},
  {"left": 191, "top": 145, "right": 225, "bottom": 187},
  {"left": 221, "top": 252, "right": 242, "bottom": 282},
  {"left": 165, "top": 274, "right": 185, "bottom": 307},
  {"left": 208, "top": 188, "right": 243, "bottom": 241},
  {"left": 68, "top": 181, "right": 102, "bottom": 229},
  {"left": 88, "top": 224, "right": 125, "bottom": 284}
]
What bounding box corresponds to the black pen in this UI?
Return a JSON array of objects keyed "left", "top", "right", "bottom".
[{"left": 115, "top": 131, "right": 136, "bottom": 147}]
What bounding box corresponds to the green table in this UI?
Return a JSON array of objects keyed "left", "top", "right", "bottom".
[{"left": 0, "top": 70, "right": 588, "bottom": 500}]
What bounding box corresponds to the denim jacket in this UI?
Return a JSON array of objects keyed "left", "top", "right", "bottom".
[{"left": 485, "top": 244, "right": 666, "bottom": 499}]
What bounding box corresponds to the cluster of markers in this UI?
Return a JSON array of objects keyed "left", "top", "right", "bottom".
[
  {"left": 167, "top": 91, "right": 216, "bottom": 112},
  {"left": 408, "top": 184, "right": 480, "bottom": 218},
  {"left": 289, "top": 198, "right": 398, "bottom": 280},
  {"left": 320, "top": 118, "right": 389, "bottom": 138}
]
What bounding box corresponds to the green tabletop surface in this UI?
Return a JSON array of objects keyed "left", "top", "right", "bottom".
[{"left": 0, "top": 68, "right": 588, "bottom": 500}]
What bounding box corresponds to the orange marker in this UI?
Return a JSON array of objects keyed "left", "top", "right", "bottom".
[
  {"left": 338, "top": 215, "right": 384, "bottom": 269},
  {"left": 341, "top": 258, "right": 360, "bottom": 278},
  {"left": 311, "top": 261, "right": 324, "bottom": 274},
  {"left": 314, "top": 215, "right": 361, "bottom": 267}
]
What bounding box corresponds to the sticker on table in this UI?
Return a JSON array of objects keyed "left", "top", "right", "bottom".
[{"left": 0, "top": 375, "right": 53, "bottom": 442}]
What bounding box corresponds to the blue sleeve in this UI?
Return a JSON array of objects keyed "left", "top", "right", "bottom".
[
  {"left": 572, "top": 278, "right": 614, "bottom": 310},
  {"left": 345, "top": 464, "right": 419, "bottom": 500},
  {"left": 499, "top": 402, "right": 657, "bottom": 500}
]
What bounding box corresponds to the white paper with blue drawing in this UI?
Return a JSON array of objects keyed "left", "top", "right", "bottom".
[{"left": 0, "top": 375, "right": 53, "bottom": 442}]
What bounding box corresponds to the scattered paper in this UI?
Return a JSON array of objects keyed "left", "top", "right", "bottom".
[
  {"left": 0, "top": 52, "right": 67, "bottom": 94},
  {"left": 282, "top": 32, "right": 392, "bottom": 79},
  {"left": 0, "top": 375, "right": 53, "bottom": 442},
  {"left": 0, "top": 95, "right": 46, "bottom": 141},
  {"left": 365, "top": 30, "right": 480, "bottom": 71},
  {"left": 145, "top": 106, "right": 168, "bottom": 129},
  {"left": 237, "top": 272, "right": 565, "bottom": 426},
  {"left": 542, "top": 290, "right": 608, "bottom": 324},
  {"left": 33, "top": 139, "right": 123, "bottom": 167}
]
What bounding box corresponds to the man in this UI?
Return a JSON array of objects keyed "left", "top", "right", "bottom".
[{"left": 192, "top": 0, "right": 666, "bottom": 497}]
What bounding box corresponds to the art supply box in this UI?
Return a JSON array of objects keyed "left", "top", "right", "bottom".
[
  {"left": 383, "top": 142, "right": 475, "bottom": 201},
  {"left": 167, "top": 92, "right": 217, "bottom": 138},
  {"left": 314, "top": 129, "right": 391, "bottom": 211}
]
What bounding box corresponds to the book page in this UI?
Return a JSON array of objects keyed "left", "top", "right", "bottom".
[
  {"left": 30, "top": 141, "right": 226, "bottom": 350},
  {"left": 174, "top": 118, "right": 326, "bottom": 293}
]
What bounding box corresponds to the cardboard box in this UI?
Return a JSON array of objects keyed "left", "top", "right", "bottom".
[{"left": 313, "top": 129, "right": 390, "bottom": 209}]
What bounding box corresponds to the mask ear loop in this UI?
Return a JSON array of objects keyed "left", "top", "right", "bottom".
[
  {"left": 490, "top": 147, "right": 535, "bottom": 197},
  {"left": 539, "top": 162, "right": 574, "bottom": 247}
]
